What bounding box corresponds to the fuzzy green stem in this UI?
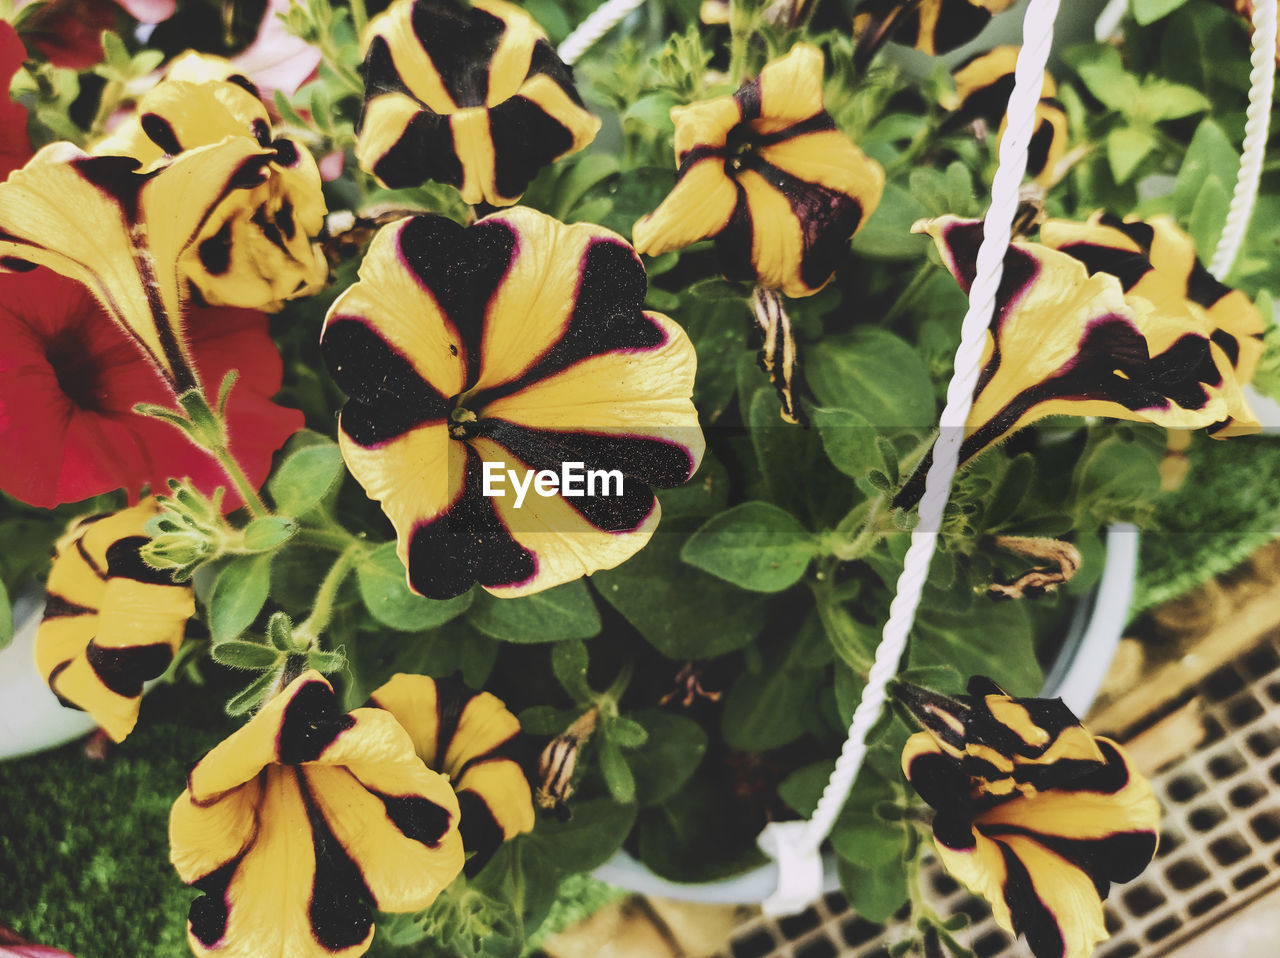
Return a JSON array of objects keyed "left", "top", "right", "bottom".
[
  {"left": 349, "top": 0, "right": 368, "bottom": 42},
  {"left": 296, "top": 524, "right": 362, "bottom": 551},
  {"left": 294, "top": 543, "right": 366, "bottom": 649},
  {"left": 210, "top": 442, "right": 271, "bottom": 519}
]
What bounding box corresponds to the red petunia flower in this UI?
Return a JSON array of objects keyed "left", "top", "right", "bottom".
[
  {"left": 0, "top": 267, "right": 303, "bottom": 510},
  {"left": 14, "top": 0, "right": 174, "bottom": 70},
  {"left": 1, "top": 20, "right": 32, "bottom": 177}
]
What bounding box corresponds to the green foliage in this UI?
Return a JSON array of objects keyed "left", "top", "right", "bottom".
[
  {"left": 356, "top": 543, "right": 475, "bottom": 632},
  {"left": 682, "top": 501, "right": 819, "bottom": 592},
  {"left": 466, "top": 581, "right": 602, "bottom": 643},
  {"left": 268, "top": 440, "right": 347, "bottom": 517},
  {"left": 207, "top": 554, "right": 273, "bottom": 642}
]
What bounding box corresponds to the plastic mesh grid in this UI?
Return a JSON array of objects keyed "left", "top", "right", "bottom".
[{"left": 720, "top": 629, "right": 1280, "bottom": 958}]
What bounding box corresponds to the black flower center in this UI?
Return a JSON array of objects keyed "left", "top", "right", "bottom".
[
  {"left": 448, "top": 397, "right": 480, "bottom": 440},
  {"left": 724, "top": 123, "right": 760, "bottom": 172},
  {"left": 45, "top": 328, "right": 106, "bottom": 412}
]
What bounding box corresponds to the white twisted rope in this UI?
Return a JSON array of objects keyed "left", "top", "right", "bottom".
[
  {"left": 1209, "top": 0, "right": 1277, "bottom": 279},
  {"left": 758, "top": 0, "right": 1064, "bottom": 917},
  {"left": 558, "top": 0, "right": 648, "bottom": 64}
]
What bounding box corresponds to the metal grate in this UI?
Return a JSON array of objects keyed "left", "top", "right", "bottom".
[{"left": 721, "top": 629, "right": 1280, "bottom": 958}]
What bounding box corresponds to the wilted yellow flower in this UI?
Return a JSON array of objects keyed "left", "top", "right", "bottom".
[
  {"left": 900, "top": 678, "right": 1160, "bottom": 958},
  {"left": 95, "top": 52, "right": 327, "bottom": 311},
  {"left": 170, "top": 672, "right": 464, "bottom": 958},
  {"left": 633, "top": 43, "right": 884, "bottom": 298},
  {"left": 35, "top": 500, "right": 194, "bottom": 742}
]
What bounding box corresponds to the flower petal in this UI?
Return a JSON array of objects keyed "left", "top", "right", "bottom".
[
  {"left": 632, "top": 158, "right": 739, "bottom": 258},
  {"left": 0, "top": 21, "right": 32, "bottom": 177},
  {"left": 751, "top": 43, "right": 826, "bottom": 133},
  {"left": 357, "top": 0, "right": 595, "bottom": 204},
  {"left": 855, "top": 0, "right": 1018, "bottom": 57},
  {"left": 0, "top": 140, "right": 272, "bottom": 390},
  {"left": 369, "top": 674, "right": 534, "bottom": 870},
  {"left": 35, "top": 502, "right": 192, "bottom": 742}
]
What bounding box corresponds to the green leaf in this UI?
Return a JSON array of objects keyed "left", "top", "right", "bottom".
[
  {"left": 811, "top": 406, "right": 884, "bottom": 479},
  {"left": 836, "top": 855, "right": 909, "bottom": 924},
  {"left": 850, "top": 183, "right": 931, "bottom": 260},
  {"left": 1175, "top": 120, "right": 1240, "bottom": 221},
  {"left": 1132, "top": 0, "right": 1190, "bottom": 25},
  {"left": 626, "top": 709, "right": 707, "bottom": 806},
  {"left": 1138, "top": 79, "right": 1209, "bottom": 122},
  {"left": 681, "top": 502, "right": 817, "bottom": 592},
  {"left": 210, "top": 640, "right": 282, "bottom": 670},
  {"left": 592, "top": 524, "right": 769, "bottom": 658},
  {"left": 308, "top": 648, "right": 347, "bottom": 674},
  {"left": 1189, "top": 174, "right": 1232, "bottom": 265},
  {"left": 466, "top": 580, "right": 601, "bottom": 643},
  {"left": 267, "top": 441, "right": 346, "bottom": 517},
  {"left": 356, "top": 542, "right": 474, "bottom": 631},
  {"left": 517, "top": 704, "right": 585, "bottom": 736},
  {"left": 0, "top": 579, "right": 11, "bottom": 651},
  {"left": 721, "top": 665, "right": 821, "bottom": 751},
  {"left": 608, "top": 716, "right": 649, "bottom": 748},
  {"left": 1106, "top": 127, "right": 1158, "bottom": 183},
  {"left": 806, "top": 328, "right": 936, "bottom": 428},
  {"left": 635, "top": 775, "right": 767, "bottom": 882},
  {"left": 912, "top": 598, "right": 1042, "bottom": 696},
  {"left": 208, "top": 554, "right": 273, "bottom": 642},
  {"left": 523, "top": 798, "right": 636, "bottom": 874},
  {"left": 598, "top": 738, "right": 636, "bottom": 803},
  {"left": 241, "top": 516, "right": 298, "bottom": 552},
  {"left": 550, "top": 640, "right": 592, "bottom": 701},
  {"left": 225, "top": 668, "right": 281, "bottom": 716},
  {"left": 1070, "top": 45, "right": 1141, "bottom": 112}
]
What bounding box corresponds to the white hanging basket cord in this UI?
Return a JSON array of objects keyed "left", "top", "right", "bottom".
[
  {"left": 558, "top": 0, "right": 648, "bottom": 64},
  {"left": 1209, "top": 0, "right": 1278, "bottom": 279},
  {"left": 759, "top": 0, "right": 1064, "bottom": 917}
]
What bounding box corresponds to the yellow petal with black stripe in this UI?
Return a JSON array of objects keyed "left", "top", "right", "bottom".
[
  {"left": 323, "top": 208, "right": 703, "bottom": 600},
  {"left": 893, "top": 215, "right": 1242, "bottom": 508},
  {"left": 854, "top": 0, "right": 1018, "bottom": 57},
  {"left": 171, "top": 672, "right": 464, "bottom": 958},
  {"left": 93, "top": 55, "right": 328, "bottom": 314},
  {"left": 633, "top": 43, "right": 883, "bottom": 297},
  {"left": 369, "top": 673, "right": 534, "bottom": 874},
  {"left": 1040, "top": 212, "right": 1262, "bottom": 435},
  {"left": 0, "top": 140, "right": 272, "bottom": 391},
  {"left": 357, "top": 0, "right": 598, "bottom": 206},
  {"left": 35, "top": 501, "right": 194, "bottom": 743},
  {"left": 945, "top": 46, "right": 1057, "bottom": 116},
  {"left": 901, "top": 678, "right": 1160, "bottom": 958}
]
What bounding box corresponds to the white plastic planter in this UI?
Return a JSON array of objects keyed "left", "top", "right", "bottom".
[{"left": 0, "top": 589, "right": 97, "bottom": 761}]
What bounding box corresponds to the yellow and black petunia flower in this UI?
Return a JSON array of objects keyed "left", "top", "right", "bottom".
[
  {"left": 170, "top": 671, "right": 464, "bottom": 958},
  {"left": 356, "top": 0, "right": 600, "bottom": 206},
  {"left": 0, "top": 139, "right": 274, "bottom": 392},
  {"left": 632, "top": 43, "right": 885, "bottom": 299},
  {"left": 942, "top": 46, "right": 1067, "bottom": 188},
  {"left": 321, "top": 206, "right": 704, "bottom": 600},
  {"left": 900, "top": 678, "right": 1160, "bottom": 958},
  {"left": 368, "top": 673, "right": 534, "bottom": 873},
  {"left": 894, "top": 215, "right": 1256, "bottom": 507},
  {"left": 94, "top": 52, "right": 328, "bottom": 312},
  {"left": 1040, "top": 212, "right": 1265, "bottom": 436},
  {"left": 853, "top": 0, "right": 1018, "bottom": 59},
  {"left": 34, "top": 500, "right": 195, "bottom": 743}
]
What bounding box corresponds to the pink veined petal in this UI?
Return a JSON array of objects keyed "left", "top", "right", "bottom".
[
  {"left": 114, "top": 0, "right": 174, "bottom": 22},
  {"left": 230, "top": 0, "right": 323, "bottom": 98}
]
